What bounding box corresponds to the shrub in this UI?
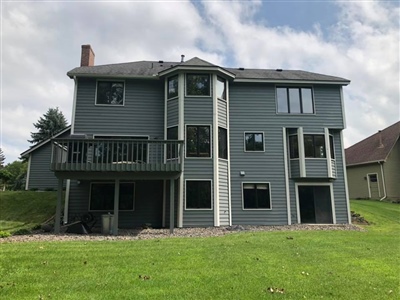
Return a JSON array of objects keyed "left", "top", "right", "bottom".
[
  {"left": 30, "top": 188, "right": 39, "bottom": 191},
  {"left": 13, "top": 228, "right": 31, "bottom": 235},
  {"left": 0, "top": 231, "right": 11, "bottom": 238}
]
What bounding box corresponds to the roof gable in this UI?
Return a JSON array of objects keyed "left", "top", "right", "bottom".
[
  {"left": 180, "top": 57, "right": 217, "bottom": 67},
  {"left": 345, "top": 121, "right": 400, "bottom": 166}
]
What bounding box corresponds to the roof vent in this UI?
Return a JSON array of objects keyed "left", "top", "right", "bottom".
[
  {"left": 158, "top": 60, "right": 164, "bottom": 63},
  {"left": 238, "top": 67, "right": 245, "bottom": 70},
  {"left": 276, "top": 69, "right": 283, "bottom": 72},
  {"left": 181, "top": 55, "right": 185, "bottom": 63}
]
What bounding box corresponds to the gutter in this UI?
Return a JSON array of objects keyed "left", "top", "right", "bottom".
[{"left": 379, "top": 161, "right": 387, "bottom": 201}]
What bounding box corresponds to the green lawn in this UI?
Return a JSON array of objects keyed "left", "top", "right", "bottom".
[
  {"left": 0, "top": 191, "right": 58, "bottom": 232},
  {"left": 0, "top": 200, "right": 399, "bottom": 299}
]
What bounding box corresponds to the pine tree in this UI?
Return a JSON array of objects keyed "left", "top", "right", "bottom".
[
  {"left": 29, "top": 107, "right": 68, "bottom": 144},
  {"left": 0, "top": 148, "right": 5, "bottom": 168}
]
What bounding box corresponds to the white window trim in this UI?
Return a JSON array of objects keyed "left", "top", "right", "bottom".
[
  {"left": 185, "top": 73, "right": 211, "bottom": 97},
  {"left": 95, "top": 79, "right": 126, "bottom": 106},
  {"left": 294, "top": 182, "right": 336, "bottom": 224},
  {"left": 185, "top": 124, "right": 212, "bottom": 159},
  {"left": 275, "top": 86, "right": 316, "bottom": 115},
  {"left": 88, "top": 181, "right": 135, "bottom": 212},
  {"left": 184, "top": 179, "right": 213, "bottom": 211},
  {"left": 241, "top": 182, "right": 272, "bottom": 211},
  {"left": 243, "top": 132, "right": 265, "bottom": 152},
  {"left": 167, "top": 75, "right": 179, "bottom": 101},
  {"left": 367, "top": 173, "right": 381, "bottom": 198}
]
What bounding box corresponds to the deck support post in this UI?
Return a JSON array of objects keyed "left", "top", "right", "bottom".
[
  {"left": 113, "top": 179, "right": 120, "bottom": 236},
  {"left": 169, "top": 179, "right": 174, "bottom": 234},
  {"left": 54, "top": 178, "right": 63, "bottom": 234}
]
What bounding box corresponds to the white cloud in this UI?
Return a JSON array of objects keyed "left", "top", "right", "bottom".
[{"left": 1, "top": 0, "right": 399, "bottom": 164}]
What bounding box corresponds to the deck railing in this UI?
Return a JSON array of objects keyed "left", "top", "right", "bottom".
[{"left": 51, "top": 138, "right": 184, "bottom": 172}]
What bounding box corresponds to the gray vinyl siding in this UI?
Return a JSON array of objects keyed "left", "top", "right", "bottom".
[
  {"left": 305, "top": 159, "right": 328, "bottom": 177},
  {"left": 74, "top": 78, "right": 164, "bottom": 138},
  {"left": 218, "top": 99, "right": 227, "bottom": 128},
  {"left": 28, "top": 144, "right": 58, "bottom": 190},
  {"left": 219, "top": 160, "right": 230, "bottom": 226},
  {"left": 182, "top": 93, "right": 214, "bottom": 227},
  {"left": 167, "top": 98, "right": 179, "bottom": 127},
  {"left": 68, "top": 180, "right": 164, "bottom": 228}
]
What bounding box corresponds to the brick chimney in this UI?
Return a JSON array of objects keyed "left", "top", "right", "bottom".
[{"left": 80, "top": 45, "right": 95, "bottom": 67}]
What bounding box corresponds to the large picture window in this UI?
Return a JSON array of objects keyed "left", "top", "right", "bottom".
[
  {"left": 186, "top": 125, "right": 211, "bottom": 157},
  {"left": 304, "top": 135, "right": 326, "bottom": 158},
  {"left": 186, "top": 180, "right": 212, "bottom": 209},
  {"left": 245, "top": 132, "right": 264, "bottom": 152},
  {"left": 243, "top": 183, "right": 271, "bottom": 209},
  {"left": 89, "top": 182, "right": 135, "bottom": 211},
  {"left": 186, "top": 74, "right": 210, "bottom": 96},
  {"left": 218, "top": 127, "right": 228, "bottom": 159},
  {"left": 168, "top": 76, "right": 178, "bottom": 99},
  {"left": 96, "top": 81, "right": 124, "bottom": 105},
  {"left": 277, "top": 87, "right": 313, "bottom": 114}
]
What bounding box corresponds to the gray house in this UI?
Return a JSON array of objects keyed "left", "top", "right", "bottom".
[{"left": 50, "top": 45, "right": 351, "bottom": 234}]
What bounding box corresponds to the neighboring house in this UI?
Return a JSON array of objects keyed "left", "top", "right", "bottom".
[
  {"left": 49, "top": 45, "right": 352, "bottom": 234},
  {"left": 21, "top": 126, "right": 71, "bottom": 191},
  {"left": 345, "top": 121, "right": 400, "bottom": 200}
]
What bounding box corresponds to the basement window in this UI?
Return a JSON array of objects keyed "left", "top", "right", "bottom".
[
  {"left": 96, "top": 81, "right": 124, "bottom": 105},
  {"left": 89, "top": 182, "right": 135, "bottom": 211},
  {"left": 242, "top": 183, "right": 271, "bottom": 209},
  {"left": 185, "top": 180, "right": 212, "bottom": 209}
]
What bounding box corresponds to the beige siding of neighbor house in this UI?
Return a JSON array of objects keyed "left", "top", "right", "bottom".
[
  {"left": 347, "top": 163, "right": 384, "bottom": 199},
  {"left": 383, "top": 140, "right": 400, "bottom": 200}
]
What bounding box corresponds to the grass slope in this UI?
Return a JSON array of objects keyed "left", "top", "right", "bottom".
[
  {"left": 0, "top": 200, "right": 399, "bottom": 299},
  {"left": 0, "top": 191, "right": 58, "bottom": 232}
]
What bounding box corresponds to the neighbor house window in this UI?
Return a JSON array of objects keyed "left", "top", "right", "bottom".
[
  {"left": 186, "top": 74, "right": 210, "bottom": 96},
  {"left": 167, "top": 126, "right": 178, "bottom": 159},
  {"left": 89, "top": 182, "right": 134, "bottom": 211},
  {"left": 96, "top": 81, "right": 124, "bottom": 105},
  {"left": 168, "top": 76, "right": 178, "bottom": 99},
  {"left": 216, "top": 76, "right": 226, "bottom": 100},
  {"left": 245, "top": 132, "right": 264, "bottom": 151},
  {"left": 304, "top": 135, "right": 326, "bottom": 158},
  {"left": 218, "top": 127, "right": 228, "bottom": 159},
  {"left": 289, "top": 135, "right": 299, "bottom": 159},
  {"left": 186, "top": 125, "right": 211, "bottom": 157},
  {"left": 186, "top": 180, "right": 212, "bottom": 209},
  {"left": 277, "top": 87, "right": 314, "bottom": 114},
  {"left": 243, "top": 183, "right": 271, "bottom": 209}
]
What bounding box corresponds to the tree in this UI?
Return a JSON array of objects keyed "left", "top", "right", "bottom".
[
  {"left": 0, "top": 160, "right": 27, "bottom": 190},
  {"left": 29, "top": 107, "right": 68, "bottom": 144},
  {"left": 0, "top": 148, "right": 5, "bottom": 168}
]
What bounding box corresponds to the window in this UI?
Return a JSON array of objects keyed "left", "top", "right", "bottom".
[
  {"left": 167, "top": 126, "right": 178, "bottom": 159},
  {"left": 245, "top": 132, "right": 264, "bottom": 151},
  {"left": 329, "top": 135, "right": 335, "bottom": 159},
  {"left": 96, "top": 81, "right": 124, "bottom": 105},
  {"left": 243, "top": 183, "right": 271, "bottom": 209},
  {"left": 168, "top": 76, "right": 178, "bottom": 99},
  {"left": 218, "top": 127, "right": 227, "bottom": 159},
  {"left": 289, "top": 135, "right": 299, "bottom": 159},
  {"left": 89, "top": 182, "right": 134, "bottom": 211},
  {"left": 277, "top": 87, "right": 314, "bottom": 114},
  {"left": 186, "top": 180, "right": 212, "bottom": 209},
  {"left": 186, "top": 125, "right": 211, "bottom": 157},
  {"left": 186, "top": 74, "right": 210, "bottom": 96},
  {"left": 216, "top": 76, "right": 226, "bottom": 100},
  {"left": 369, "top": 174, "right": 378, "bottom": 182},
  {"left": 304, "top": 135, "right": 326, "bottom": 158}
]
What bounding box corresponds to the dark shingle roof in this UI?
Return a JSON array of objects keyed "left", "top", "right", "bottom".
[
  {"left": 67, "top": 57, "right": 350, "bottom": 83},
  {"left": 345, "top": 121, "right": 400, "bottom": 166}
]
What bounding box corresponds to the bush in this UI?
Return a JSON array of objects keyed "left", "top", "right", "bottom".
[
  {"left": 0, "top": 231, "right": 11, "bottom": 238},
  {"left": 30, "top": 188, "right": 39, "bottom": 191},
  {"left": 13, "top": 228, "right": 31, "bottom": 235}
]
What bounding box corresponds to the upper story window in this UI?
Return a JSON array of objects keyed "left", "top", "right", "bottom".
[
  {"left": 186, "top": 74, "right": 210, "bottom": 96},
  {"left": 216, "top": 76, "right": 226, "bottom": 100},
  {"left": 168, "top": 76, "right": 178, "bottom": 99},
  {"left": 186, "top": 125, "right": 211, "bottom": 157},
  {"left": 96, "top": 81, "right": 124, "bottom": 105},
  {"left": 167, "top": 126, "right": 178, "bottom": 159},
  {"left": 218, "top": 127, "right": 228, "bottom": 159},
  {"left": 329, "top": 135, "right": 335, "bottom": 159},
  {"left": 304, "top": 135, "right": 326, "bottom": 158},
  {"left": 245, "top": 132, "right": 264, "bottom": 152},
  {"left": 277, "top": 87, "right": 314, "bottom": 114},
  {"left": 289, "top": 135, "right": 299, "bottom": 159}
]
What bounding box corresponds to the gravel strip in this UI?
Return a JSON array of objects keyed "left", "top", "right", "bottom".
[{"left": 0, "top": 224, "right": 363, "bottom": 243}]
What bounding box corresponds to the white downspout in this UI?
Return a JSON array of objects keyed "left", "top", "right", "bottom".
[{"left": 379, "top": 161, "right": 387, "bottom": 201}]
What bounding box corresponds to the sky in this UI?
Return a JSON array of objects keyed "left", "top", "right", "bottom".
[{"left": 1, "top": 0, "right": 399, "bottom": 164}]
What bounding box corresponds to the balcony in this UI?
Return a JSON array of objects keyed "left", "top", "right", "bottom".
[{"left": 51, "top": 138, "right": 184, "bottom": 174}]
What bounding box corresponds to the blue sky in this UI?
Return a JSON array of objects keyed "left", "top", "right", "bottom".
[{"left": 1, "top": 0, "right": 399, "bottom": 164}]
